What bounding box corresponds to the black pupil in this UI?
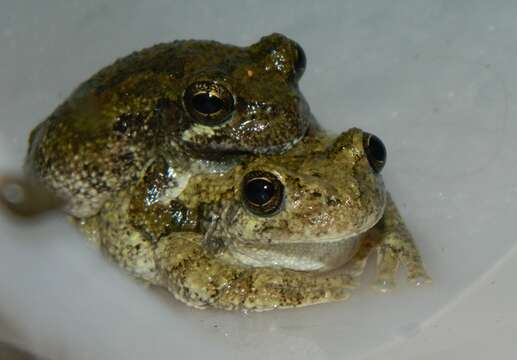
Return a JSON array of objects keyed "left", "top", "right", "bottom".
[
  {"left": 245, "top": 178, "right": 275, "bottom": 206},
  {"left": 368, "top": 134, "right": 386, "bottom": 163},
  {"left": 192, "top": 92, "right": 224, "bottom": 115}
]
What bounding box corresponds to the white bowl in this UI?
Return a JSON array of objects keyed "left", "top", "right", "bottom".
[{"left": 1, "top": 1, "right": 516, "bottom": 359}]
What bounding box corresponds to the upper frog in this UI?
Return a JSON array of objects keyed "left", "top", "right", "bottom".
[
  {"left": 25, "top": 33, "right": 312, "bottom": 217},
  {"left": 80, "top": 128, "right": 430, "bottom": 311}
]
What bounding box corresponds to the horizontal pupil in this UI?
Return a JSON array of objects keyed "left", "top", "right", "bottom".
[
  {"left": 192, "top": 92, "right": 224, "bottom": 115},
  {"left": 245, "top": 179, "right": 275, "bottom": 206}
]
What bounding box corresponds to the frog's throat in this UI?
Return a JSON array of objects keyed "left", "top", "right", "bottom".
[
  {"left": 225, "top": 201, "right": 386, "bottom": 271},
  {"left": 226, "top": 232, "right": 366, "bottom": 272}
]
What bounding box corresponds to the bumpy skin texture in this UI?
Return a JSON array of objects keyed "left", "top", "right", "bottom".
[
  {"left": 25, "top": 33, "right": 312, "bottom": 218},
  {"left": 78, "top": 129, "right": 430, "bottom": 311}
]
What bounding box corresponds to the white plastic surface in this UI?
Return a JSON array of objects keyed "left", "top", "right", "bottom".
[{"left": 1, "top": 1, "right": 516, "bottom": 359}]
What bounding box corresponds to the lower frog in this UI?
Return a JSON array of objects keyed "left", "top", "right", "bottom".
[{"left": 77, "top": 128, "right": 430, "bottom": 311}]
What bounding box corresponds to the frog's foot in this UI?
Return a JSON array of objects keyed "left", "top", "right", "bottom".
[
  {"left": 373, "top": 233, "right": 431, "bottom": 292},
  {"left": 372, "top": 193, "right": 431, "bottom": 292}
]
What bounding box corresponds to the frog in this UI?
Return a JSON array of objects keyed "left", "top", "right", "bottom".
[
  {"left": 78, "top": 128, "right": 430, "bottom": 311},
  {"left": 24, "top": 33, "right": 313, "bottom": 218}
]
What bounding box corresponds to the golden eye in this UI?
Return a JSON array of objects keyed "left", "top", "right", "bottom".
[
  {"left": 242, "top": 171, "right": 284, "bottom": 216},
  {"left": 363, "top": 133, "right": 387, "bottom": 173},
  {"left": 183, "top": 81, "right": 235, "bottom": 125}
]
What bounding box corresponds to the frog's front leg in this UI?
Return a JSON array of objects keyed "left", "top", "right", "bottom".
[
  {"left": 372, "top": 193, "right": 431, "bottom": 291},
  {"left": 156, "top": 233, "right": 355, "bottom": 311}
]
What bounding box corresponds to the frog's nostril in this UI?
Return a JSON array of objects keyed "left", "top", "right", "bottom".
[{"left": 326, "top": 196, "right": 340, "bottom": 207}]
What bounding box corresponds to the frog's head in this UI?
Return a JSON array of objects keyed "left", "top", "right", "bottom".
[
  {"left": 174, "top": 33, "right": 311, "bottom": 156},
  {"left": 182, "top": 128, "right": 388, "bottom": 271}
]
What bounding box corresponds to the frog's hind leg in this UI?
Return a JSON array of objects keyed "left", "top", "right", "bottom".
[
  {"left": 372, "top": 193, "right": 431, "bottom": 292},
  {"left": 156, "top": 233, "right": 356, "bottom": 311},
  {"left": 218, "top": 267, "right": 355, "bottom": 311}
]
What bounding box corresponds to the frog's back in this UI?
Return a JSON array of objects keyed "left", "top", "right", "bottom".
[
  {"left": 23, "top": 41, "right": 204, "bottom": 217},
  {"left": 24, "top": 97, "right": 164, "bottom": 217},
  {"left": 24, "top": 34, "right": 311, "bottom": 217}
]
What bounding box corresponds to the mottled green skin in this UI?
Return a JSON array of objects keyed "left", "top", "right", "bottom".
[
  {"left": 25, "top": 33, "right": 312, "bottom": 217},
  {"left": 79, "top": 128, "right": 430, "bottom": 311}
]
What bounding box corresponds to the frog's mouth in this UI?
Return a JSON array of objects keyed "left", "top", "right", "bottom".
[
  {"left": 179, "top": 113, "right": 311, "bottom": 158},
  {"left": 228, "top": 205, "right": 386, "bottom": 272},
  {"left": 269, "top": 199, "right": 386, "bottom": 245},
  {"left": 179, "top": 128, "right": 307, "bottom": 159}
]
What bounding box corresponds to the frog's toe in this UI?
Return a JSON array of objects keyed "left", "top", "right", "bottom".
[
  {"left": 372, "top": 258, "right": 431, "bottom": 292},
  {"left": 407, "top": 272, "right": 432, "bottom": 287},
  {"left": 372, "top": 244, "right": 432, "bottom": 291},
  {"left": 372, "top": 275, "right": 397, "bottom": 293},
  {"left": 324, "top": 287, "right": 351, "bottom": 303},
  {"left": 400, "top": 252, "right": 432, "bottom": 287},
  {"left": 371, "top": 245, "right": 399, "bottom": 292}
]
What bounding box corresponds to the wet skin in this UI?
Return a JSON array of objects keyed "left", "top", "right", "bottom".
[
  {"left": 79, "top": 128, "right": 430, "bottom": 311},
  {"left": 10, "top": 34, "right": 430, "bottom": 311},
  {"left": 25, "top": 33, "right": 312, "bottom": 217}
]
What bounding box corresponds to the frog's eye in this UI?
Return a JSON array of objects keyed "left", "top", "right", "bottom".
[
  {"left": 293, "top": 43, "right": 306, "bottom": 80},
  {"left": 242, "top": 171, "right": 284, "bottom": 216},
  {"left": 183, "top": 81, "right": 235, "bottom": 126},
  {"left": 363, "top": 133, "right": 387, "bottom": 173}
]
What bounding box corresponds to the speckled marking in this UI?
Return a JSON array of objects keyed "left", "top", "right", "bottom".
[
  {"left": 24, "top": 34, "right": 314, "bottom": 217},
  {"left": 76, "top": 129, "right": 430, "bottom": 311}
]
